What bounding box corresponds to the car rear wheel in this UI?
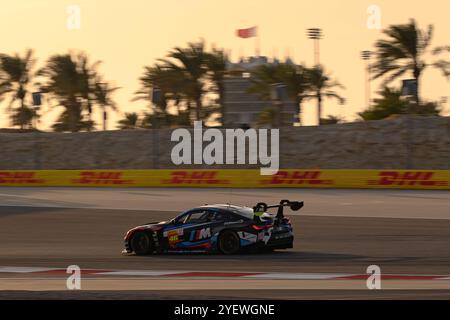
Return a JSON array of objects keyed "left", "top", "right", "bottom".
[
  {"left": 219, "top": 230, "right": 240, "bottom": 255},
  {"left": 130, "top": 232, "right": 154, "bottom": 255}
]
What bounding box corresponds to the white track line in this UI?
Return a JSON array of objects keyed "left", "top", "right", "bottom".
[
  {"left": 243, "top": 273, "right": 354, "bottom": 280},
  {"left": 0, "top": 267, "right": 59, "bottom": 273},
  {"left": 1, "top": 266, "right": 450, "bottom": 280}
]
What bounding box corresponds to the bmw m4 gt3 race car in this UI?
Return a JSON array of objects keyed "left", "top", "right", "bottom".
[{"left": 123, "top": 200, "right": 303, "bottom": 255}]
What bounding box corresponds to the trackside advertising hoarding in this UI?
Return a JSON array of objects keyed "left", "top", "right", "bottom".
[{"left": 0, "top": 170, "right": 449, "bottom": 190}]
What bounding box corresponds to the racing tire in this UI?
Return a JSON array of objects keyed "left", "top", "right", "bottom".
[
  {"left": 130, "top": 232, "right": 154, "bottom": 255},
  {"left": 218, "top": 230, "right": 240, "bottom": 255}
]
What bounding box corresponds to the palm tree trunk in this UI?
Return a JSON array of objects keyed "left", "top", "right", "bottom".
[
  {"left": 69, "top": 98, "right": 78, "bottom": 132},
  {"left": 19, "top": 85, "right": 26, "bottom": 130},
  {"left": 317, "top": 94, "right": 322, "bottom": 126},
  {"left": 20, "top": 99, "right": 25, "bottom": 130},
  {"left": 87, "top": 101, "right": 93, "bottom": 132},
  {"left": 102, "top": 106, "right": 107, "bottom": 131},
  {"left": 414, "top": 67, "right": 421, "bottom": 111},
  {"left": 415, "top": 76, "right": 420, "bottom": 110},
  {"left": 70, "top": 107, "right": 77, "bottom": 132},
  {"left": 219, "top": 86, "right": 225, "bottom": 127},
  {"left": 195, "top": 97, "right": 202, "bottom": 121},
  {"left": 297, "top": 97, "right": 303, "bottom": 126}
]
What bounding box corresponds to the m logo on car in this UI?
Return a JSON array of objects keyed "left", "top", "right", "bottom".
[{"left": 195, "top": 228, "right": 211, "bottom": 240}]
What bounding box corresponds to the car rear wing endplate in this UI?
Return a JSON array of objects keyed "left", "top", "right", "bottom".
[{"left": 253, "top": 200, "right": 304, "bottom": 221}]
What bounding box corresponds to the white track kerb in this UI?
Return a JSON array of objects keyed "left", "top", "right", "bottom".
[
  {"left": 171, "top": 121, "right": 280, "bottom": 175},
  {"left": 1, "top": 266, "right": 450, "bottom": 281}
]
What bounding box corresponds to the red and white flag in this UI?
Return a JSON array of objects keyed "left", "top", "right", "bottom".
[{"left": 236, "top": 26, "right": 258, "bottom": 39}]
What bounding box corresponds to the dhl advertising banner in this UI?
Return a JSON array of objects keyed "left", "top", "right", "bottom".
[{"left": 0, "top": 169, "right": 449, "bottom": 190}]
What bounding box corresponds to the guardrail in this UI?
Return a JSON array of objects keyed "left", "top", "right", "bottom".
[{"left": 0, "top": 169, "right": 449, "bottom": 190}]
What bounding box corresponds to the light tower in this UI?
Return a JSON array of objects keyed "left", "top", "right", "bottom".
[
  {"left": 361, "top": 50, "right": 372, "bottom": 109},
  {"left": 307, "top": 28, "right": 323, "bottom": 66}
]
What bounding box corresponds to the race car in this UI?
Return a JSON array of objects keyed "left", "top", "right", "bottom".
[{"left": 122, "top": 200, "right": 303, "bottom": 255}]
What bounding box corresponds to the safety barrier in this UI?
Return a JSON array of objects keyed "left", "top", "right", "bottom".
[{"left": 0, "top": 169, "right": 449, "bottom": 190}]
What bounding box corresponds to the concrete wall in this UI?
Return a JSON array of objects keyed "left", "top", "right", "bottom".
[{"left": 0, "top": 116, "right": 449, "bottom": 170}]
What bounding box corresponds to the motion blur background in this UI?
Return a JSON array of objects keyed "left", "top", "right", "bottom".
[
  {"left": 0, "top": 0, "right": 449, "bottom": 130},
  {"left": 0, "top": 0, "right": 449, "bottom": 300}
]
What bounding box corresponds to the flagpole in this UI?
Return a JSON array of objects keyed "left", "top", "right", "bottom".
[{"left": 255, "top": 26, "right": 260, "bottom": 57}]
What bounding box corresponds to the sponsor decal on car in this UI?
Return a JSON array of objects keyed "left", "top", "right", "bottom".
[
  {"left": 190, "top": 228, "right": 211, "bottom": 241},
  {"left": 263, "top": 228, "right": 273, "bottom": 244},
  {"left": 224, "top": 220, "right": 244, "bottom": 225},
  {"left": 238, "top": 232, "right": 258, "bottom": 245},
  {"left": 164, "top": 229, "right": 183, "bottom": 247},
  {"left": 163, "top": 228, "right": 184, "bottom": 237}
]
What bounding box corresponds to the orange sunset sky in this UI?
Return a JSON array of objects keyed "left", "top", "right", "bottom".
[{"left": 0, "top": 0, "right": 449, "bottom": 129}]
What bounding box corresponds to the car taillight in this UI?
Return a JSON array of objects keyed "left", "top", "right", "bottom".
[{"left": 251, "top": 224, "right": 272, "bottom": 231}]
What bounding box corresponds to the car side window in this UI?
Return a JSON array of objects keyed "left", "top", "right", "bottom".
[
  {"left": 183, "top": 210, "right": 209, "bottom": 224},
  {"left": 210, "top": 211, "right": 226, "bottom": 222}
]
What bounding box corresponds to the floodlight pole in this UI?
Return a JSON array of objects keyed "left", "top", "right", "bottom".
[
  {"left": 361, "top": 50, "right": 372, "bottom": 109},
  {"left": 307, "top": 28, "right": 322, "bottom": 66}
]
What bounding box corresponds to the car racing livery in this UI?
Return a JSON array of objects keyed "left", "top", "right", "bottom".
[{"left": 123, "top": 200, "right": 303, "bottom": 255}]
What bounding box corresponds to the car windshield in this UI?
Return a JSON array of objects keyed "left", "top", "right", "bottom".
[
  {"left": 172, "top": 211, "right": 188, "bottom": 224},
  {"left": 230, "top": 206, "right": 255, "bottom": 220},
  {"left": 172, "top": 210, "right": 210, "bottom": 224},
  {"left": 173, "top": 206, "right": 255, "bottom": 222}
]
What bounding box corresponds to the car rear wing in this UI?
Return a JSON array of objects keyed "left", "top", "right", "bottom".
[{"left": 253, "top": 200, "right": 304, "bottom": 222}]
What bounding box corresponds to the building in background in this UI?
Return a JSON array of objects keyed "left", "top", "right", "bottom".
[{"left": 223, "top": 56, "right": 298, "bottom": 128}]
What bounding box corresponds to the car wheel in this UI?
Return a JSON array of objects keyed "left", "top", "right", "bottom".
[
  {"left": 219, "top": 230, "right": 240, "bottom": 255},
  {"left": 130, "top": 232, "right": 154, "bottom": 255}
]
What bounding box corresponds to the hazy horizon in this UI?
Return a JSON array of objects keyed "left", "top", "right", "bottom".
[{"left": 0, "top": 0, "right": 449, "bottom": 130}]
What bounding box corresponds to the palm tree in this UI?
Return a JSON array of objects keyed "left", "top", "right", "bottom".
[
  {"left": 320, "top": 115, "right": 343, "bottom": 125},
  {"left": 134, "top": 64, "right": 191, "bottom": 127},
  {"left": 38, "top": 52, "right": 106, "bottom": 132},
  {"left": 205, "top": 48, "right": 227, "bottom": 125},
  {"left": 372, "top": 19, "right": 450, "bottom": 107},
  {"left": 117, "top": 112, "right": 139, "bottom": 130},
  {"left": 278, "top": 63, "right": 310, "bottom": 125},
  {"left": 159, "top": 41, "right": 208, "bottom": 121},
  {"left": 38, "top": 54, "right": 85, "bottom": 132},
  {"left": 248, "top": 63, "right": 310, "bottom": 125},
  {"left": 94, "top": 80, "right": 120, "bottom": 130},
  {"left": 136, "top": 42, "right": 230, "bottom": 127},
  {"left": 358, "top": 86, "right": 441, "bottom": 120},
  {"left": 0, "top": 49, "right": 37, "bottom": 129},
  {"left": 248, "top": 64, "right": 283, "bottom": 100},
  {"left": 256, "top": 106, "right": 279, "bottom": 128},
  {"left": 51, "top": 109, "right": 94, "bottom": 132},
  {"left": 303, "top": 65, "right": 345, "bottom": 125},
  {"left": 77, "top": 53, "right": 101, "bottom": 127}
]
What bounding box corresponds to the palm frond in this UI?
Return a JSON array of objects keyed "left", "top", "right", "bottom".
[{"left": 431, "top": 60, "right": 450, "bottom": 78}]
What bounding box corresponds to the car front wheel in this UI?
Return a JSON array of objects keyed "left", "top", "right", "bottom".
[{"left": 130, "top": 232, "right": 154, "bottom": 255}]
